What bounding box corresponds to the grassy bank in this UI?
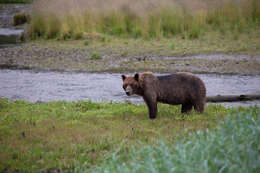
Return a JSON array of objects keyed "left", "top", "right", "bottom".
[
  {"left": 28, "top": 0, "right": 260, "bottom": 40},
  {"left": 0, "top": 98, "right": 258, "bottom": 172}
]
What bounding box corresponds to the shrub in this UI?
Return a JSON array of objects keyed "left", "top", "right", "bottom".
[
  {"left": 13, "top": 13, "right": 29, "bottom": 26},
  {"left": 89, "top": 107, "right": 260, "bottom": 173},
  {"left": 84, "top": 39, "right": 89, "bottom": 46}
]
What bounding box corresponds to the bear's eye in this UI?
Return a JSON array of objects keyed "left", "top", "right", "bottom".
[{"left": 130, "top": 84, "right": 135, "bottom": 88}]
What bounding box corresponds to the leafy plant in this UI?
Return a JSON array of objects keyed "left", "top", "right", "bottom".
[
  {"left": 84, "top": 39, "right": 90, "bottom": 46},
  {"left": 90, "top": 52, "right": 102, "bottom": 60},
  {"left": 90, "top": 107, "right": 260, "bottom": 173}
]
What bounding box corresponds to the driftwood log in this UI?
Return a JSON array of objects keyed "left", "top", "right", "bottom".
[{"left": 206, "top": 94, "right": 260, "bottom": 103}]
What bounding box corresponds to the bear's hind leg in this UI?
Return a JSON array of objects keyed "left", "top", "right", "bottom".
[{"left": 181, "top": 103, "right": 193, "bottom": 113}]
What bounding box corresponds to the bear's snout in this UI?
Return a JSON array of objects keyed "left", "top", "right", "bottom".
[{"left": 125, "top": 85, "right": 132, "bottom": 96}]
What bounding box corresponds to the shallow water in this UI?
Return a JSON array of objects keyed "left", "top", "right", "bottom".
[
  {"left": 0, "top": 4, "right": 29, "bottom": 44},
  {"left": 0, "top": 28, "right": 23, "bottom": 44},
  {"left": 0, "top": 69, "right": 260, "bottom": 107},
  {"left": 0, "top": 28, "right": 23, "bottom": 35}
]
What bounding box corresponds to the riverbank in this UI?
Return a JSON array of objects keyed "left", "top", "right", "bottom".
[
  {"left": 1, "top": 29, "right": 260, "bottom": 75},
  {"left": 0, "top": 98, "right": 258, "bottom": 172},
  {"left": 0, "top": 3, "right": 31, "bottom": 28}
]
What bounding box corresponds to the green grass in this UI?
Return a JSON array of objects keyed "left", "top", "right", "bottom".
[
  {"left": 90, "top": 52, "right": 102, "bottom": 60},
  {"left": 27, "top": 0, "right": 260, "bottom": 40},
  {"left": 84, "top": 40, "right": 90, "bottom": 46},
  {"left": 0, "top": 98, "right": 258, "bottom": 172},
  {"left": 0, "top": 0, "right": 32, "bottom": 3}
]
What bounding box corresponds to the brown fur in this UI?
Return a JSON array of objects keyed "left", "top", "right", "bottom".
[{"left": 122, "top": 72, "right": 206, "bottom": 119}]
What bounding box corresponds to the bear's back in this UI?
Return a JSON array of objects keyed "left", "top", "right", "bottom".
[
  {"left": 156, "top": 73, "right": 206, "bottom": 104},
  {"left": 157, "top": 73, "right": 203, "bottom": 89}
]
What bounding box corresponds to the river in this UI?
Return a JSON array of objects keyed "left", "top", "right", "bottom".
[{"left": 0, "top": 69, "right": 260, "bottom": 107}]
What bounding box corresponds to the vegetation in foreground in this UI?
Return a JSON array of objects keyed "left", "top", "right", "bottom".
[
  {"left": 91, "top": 107, "right": 260, "bottom": 173},
  {"left": 28, "top": 0, "right": 260, "bottom": 40},
  {"left": 0, "top": 98, "right": 259, "bottom": 172}
]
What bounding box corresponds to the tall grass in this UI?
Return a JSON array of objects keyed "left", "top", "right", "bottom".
[
  {"left": 28, "top": 0, "right": 260, "bottom": 40},
  {"left": 88, "top": 107, "right": 260, "bottom": 173}
]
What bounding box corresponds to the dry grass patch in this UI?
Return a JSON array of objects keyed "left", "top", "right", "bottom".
[{"left": 28, "top": 0, "right": 260, "bottom": 40}]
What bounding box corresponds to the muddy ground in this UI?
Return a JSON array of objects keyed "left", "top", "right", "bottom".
[{"left": 0, "top": 40, "right": 260, "bottom": 75}]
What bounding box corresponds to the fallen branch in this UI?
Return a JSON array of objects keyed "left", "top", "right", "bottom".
[{"left": 206, "top": 94, "right": 260, "bottom": 103}]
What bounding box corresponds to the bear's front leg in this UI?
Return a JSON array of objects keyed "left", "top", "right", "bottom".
[
  {"left": 181, "top": 103, "right": 193, "bottom": 113},
  {"left": 143, "top": 92, "right": 158, "bottom": 119}
]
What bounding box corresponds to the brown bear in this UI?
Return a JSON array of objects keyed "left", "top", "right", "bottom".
[{"left": 121, "top": 72, "right": 206, "bottom": 119}]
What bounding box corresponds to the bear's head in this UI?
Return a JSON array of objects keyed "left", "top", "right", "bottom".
[{"left": 121, "top": 73, "right": 143, "bottom": 96}]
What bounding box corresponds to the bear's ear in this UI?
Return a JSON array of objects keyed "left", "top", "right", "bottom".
[
  {"left": 121, "top": 75, "right": 126, "bottom": 81},
  {"left": 134, "top": 73, "right": 139, "bottom": 81}
]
